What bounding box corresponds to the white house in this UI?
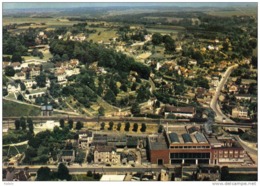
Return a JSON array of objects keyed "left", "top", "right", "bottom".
[
  {"left": 94, "top": 146, "right": 120, "bottom": 165},
  {"left": 12, "top": 62, "right": 22, "bottom": 71},
  {"left": 65, "top": 68, "right": 80, "bottom": 77},
  {"left": 13, "top": 72, "right": 26, "bottom": 80},
  {"left": 23, "top": 80, "right": 37, "bottom": 89},
  {"left": 24, "top": 87, "right": 47, "bottom": 100},
  {"left": 7, "top": 83, "right": 21, "bottom": 93}
]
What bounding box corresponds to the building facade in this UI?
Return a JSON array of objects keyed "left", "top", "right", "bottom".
[{"left": 94, "top": 146, "right": 120, "bottom": 164}]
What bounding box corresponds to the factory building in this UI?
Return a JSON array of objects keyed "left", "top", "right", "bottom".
[{"left": 148, "top": 125, "right": 245, "bottom": 166}]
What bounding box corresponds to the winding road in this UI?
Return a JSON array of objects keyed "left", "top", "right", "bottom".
[{"left": 210, "top": 64, "right": 238, "bottom": 123}]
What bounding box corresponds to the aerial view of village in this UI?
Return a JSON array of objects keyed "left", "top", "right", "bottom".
[{"left": 1, "top": 2, "right": 258, "bottom": 182}]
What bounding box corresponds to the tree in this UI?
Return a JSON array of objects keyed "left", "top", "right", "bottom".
[
  {"left": 59, "top": 119, "right": 65, "bottom": 128},
  {"left": 61, "top": 54, "right": 69, "bottom": 62},
  {"left": 36, "top": 167, "right": 52, "bottom": 181},
  {"left": 117, "top": 123, "right": 122, "bottom": 131},
  {"left": 17, "top": 94, "right": 24, "bottom": 101},
  {"left": 14, "top": 119, "right": 20, "bottom": 130},
  {"left": 68, "top": 119, "right": 74, "bottom": 130},
  {"left": 251, "top": 56, "right": 257, "bottom": 68},
  {"left": 132, "top": 123, "right": 138, "bottom": 132},
  {"left": 75, "top": 121, "right": 83, "bottom": 130},
  {"left": 35, "top": 73, "right": 46, "bottom": 88},
  {"left": 163, "top": 35, "right": 176, "bottom": 53},
  {"left": 98, "top": 106, "right": 105, "bottom": 116},
  {"left": 20, "top": 117, "right": 26, "bottom": 130},
  {"left": 57, "top": 163, "right": 71, "bottom": 181},
  {"left": 221, "top": 166, "right": 229, "bottom": 181},
  {"left": 87, "top": 171, "right": 93, "bottom": 177},
  {"left": 108, "top": 121, "right": 114, "bottom": 130},
  {"left": 38, "top": 52, "right": 44, "bottom": 59},
  {"left": 136, "top": 85, "right": 150, "bottom": 103},
  {"left": 140, "top": 123, "right": 146, "bottom": 132},
  {"left": 152, "top": 33, "right": 163, "bottom": 45},
  {"left": 131, "top": 102, "right": 140, "bottom": 115},
  {"left": 20, "top": 82, "right": 26, "bottom": 91},
  {"left": 5, "top": 66, "right": 15, "bottom": 76},
  {"left": 3, "top": 88, "right": 8, "bottom": 97},
  {"left": 27, "top": 118, "right": 34, "bottom": 133},
  {"left": 120, "top": 84, "right": 127, "bottom": 92},
  {"left": 11, "top": 53, "right": 22, "bottom": 62},
  {"left": 222, "top": 42, "right": 229, "bottom": 51},
  {"left": 100, "top": 122, "right": 105, "bottom": 130},
  {"left": 124, "top": 122, "right": 130, "bottom": 132},
  {"left": 158, "top": 125, "right": 164, "bottom": 133},
  {"left": 103, "top": 89, "right": 116, "bottom": 105}
]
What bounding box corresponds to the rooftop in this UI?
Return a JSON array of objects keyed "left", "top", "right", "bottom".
[
  {"left": 95, "top": 145, "right": 116, "bottom": 152},
  {"left": 149, "top": 134, "right": 168, "bottom": 150},
  {"left": 41, "top": 105, "right": 53, "bottom": 111},
  {"left": 182, "top": 133, "right": 193, "bottom": 143},
  {"left": 169, "top": 132, "right": 180, "bottom": 143},
  {"left": 195, "top": 132, "right": 208, "bottom": 143},
  {"left": 164, "top": 105, "right": 195, "bottom": 114}
]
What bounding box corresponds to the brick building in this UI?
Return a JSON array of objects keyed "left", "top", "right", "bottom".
[{"left": 148, "top": 125, "right": 245, "bottom": 166}]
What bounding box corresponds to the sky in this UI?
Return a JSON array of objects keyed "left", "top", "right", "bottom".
[{"left": 2, "top": 2, "right": 257, "bottom": 10}]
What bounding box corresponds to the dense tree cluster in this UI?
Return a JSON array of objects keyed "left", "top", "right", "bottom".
[
  {"left": 23, "top": 127, "right": 76, "bottom": 164},
  {"left": 49, "top": 40, "right": 150, "bottom": 79}
]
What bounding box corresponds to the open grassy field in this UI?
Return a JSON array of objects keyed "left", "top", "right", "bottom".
[
  {"left": 3, "top": 17, "right": 81, "bottom": 27},
  {"left": 3, "top": 100, "right": 41, "bottom": 117},
  {"left": 205, "top": 7, "right": 257, "bottom": 17},
  {"left": 86, "top": 27, "right": 117, "bottom": 43}
]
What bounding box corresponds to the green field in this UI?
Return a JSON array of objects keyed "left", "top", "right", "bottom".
[
  {"left": 3, "top": 100, "right": 41, "bottom": 117},
  {"left": 86, "top": 27, "right": 117, "bottom": 43},
  {"left": 3, "top": 17, "right": 81, "bottom": 26},
  {"left": 205, "top": 7, "right": 257, "bottom": 17}
]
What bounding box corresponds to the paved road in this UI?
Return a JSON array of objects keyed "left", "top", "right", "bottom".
[
  {"left": 210, "top": 64, "right": 238, "bottom": 123},
  {"left": 233, "top": 135, "right": 257, "bottom": 155},
  {"left": 3, "top": 165, "right": 166, "bottom": 174},
  {"left": 4, "top": 164, "right": 257, "bottom": 175}
]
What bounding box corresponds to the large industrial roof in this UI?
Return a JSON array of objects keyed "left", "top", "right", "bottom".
[
  {"left": 182, "top": 133, "right": 193, "bottom": 143},
  {"left": 195, "top": 132, "right": 208, "bottom": 143},
  {"left": 169, "top": 132, "right": 180, "bottom": 143}
]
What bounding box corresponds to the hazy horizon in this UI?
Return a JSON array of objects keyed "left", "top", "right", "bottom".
[{"left": 3, "top": 2, "right": 257, "bottom": 10}]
